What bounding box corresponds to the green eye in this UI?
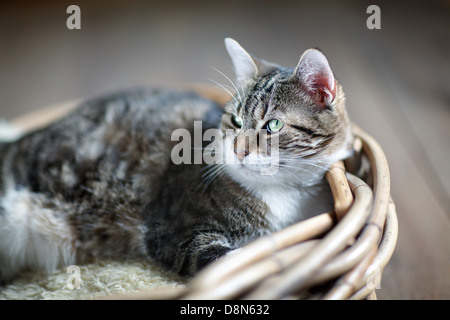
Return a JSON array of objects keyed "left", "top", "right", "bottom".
[
  {"left": 267, "top": 119, "right": 284, "bottom": 133},
  {"left": 231, "top": 115, "right": 243, "bottom": 128}
]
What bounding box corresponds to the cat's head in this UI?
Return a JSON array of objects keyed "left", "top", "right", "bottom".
[{"left": 219, "top": 38, "right": 353, "bottom": 188}]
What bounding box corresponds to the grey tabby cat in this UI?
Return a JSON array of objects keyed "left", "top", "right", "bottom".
[{"left": 0, "top": 38, "right": 353, "bottom": 283}]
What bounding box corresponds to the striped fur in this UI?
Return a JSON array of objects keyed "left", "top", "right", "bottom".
[{"left": 0, "top": 39, "right": 353, "bottom": 283}]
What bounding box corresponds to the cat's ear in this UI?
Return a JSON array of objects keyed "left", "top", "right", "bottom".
[
  {"left": 293, "top": 49, "right": 336, "bottom": 109},
  {"left": 224, "top": 38, "right": 259, "bottom": 85}
]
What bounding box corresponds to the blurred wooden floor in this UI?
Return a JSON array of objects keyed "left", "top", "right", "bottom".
[{"left": 1, "top": 0, "right": 449, "bottom": 299}]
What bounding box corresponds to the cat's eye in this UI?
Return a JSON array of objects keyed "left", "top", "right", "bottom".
[
  {"left": 231, "top": 115, "right": 243, "bottom": 128},
  {"left": 267, "top": 119, "right": 284, "bottom": 133}
]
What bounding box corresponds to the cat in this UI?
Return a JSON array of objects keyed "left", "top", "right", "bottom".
[{"left": 0, "top": 38, "right": 353, "bottom": 283}]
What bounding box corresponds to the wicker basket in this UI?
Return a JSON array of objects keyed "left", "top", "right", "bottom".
[
  {"left": 112, "top": 86, "right": 398, "bottom": 300},
  {"left": 123, "top": 124, "right": 397, "bottom": 300},
  {"left": 10, "top": 85, "right": 398, "bottom": 300}
]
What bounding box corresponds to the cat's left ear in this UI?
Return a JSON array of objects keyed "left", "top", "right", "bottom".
[
  {"left": 225, "top": 38, "right": 277, "bottom": 87},
  {"left": 293, "top": 49, "right": 336, "bottom": 109},
  {"left": 225, "top": 38, "right": 259, "bottom": 86}
]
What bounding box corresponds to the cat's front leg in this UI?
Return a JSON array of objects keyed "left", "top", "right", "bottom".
[{"left": 176, "top": 231, "right": 235, "bottom": 276}]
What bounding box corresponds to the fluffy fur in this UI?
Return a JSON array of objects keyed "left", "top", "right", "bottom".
[
  {"left": 0, "top": 259, "right": 184, "bottom": 300},
  {"left": 0, "top": 38, "right": 353, "bottom": 286}
]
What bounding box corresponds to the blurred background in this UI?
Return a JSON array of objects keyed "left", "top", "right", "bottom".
[{"left": 0, "top": 0, "right": 449, "bottom": 299}]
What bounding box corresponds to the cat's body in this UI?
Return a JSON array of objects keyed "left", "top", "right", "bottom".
[{"left": 0, "top": 39, "right": 353, "bottom": 283}]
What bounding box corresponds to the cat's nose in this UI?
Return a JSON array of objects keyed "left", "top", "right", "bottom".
[{"left": 234, "top": 147, "right": 249, "bottom": 160}]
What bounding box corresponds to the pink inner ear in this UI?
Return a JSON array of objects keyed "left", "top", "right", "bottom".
[
  {"left": 313, "top": 70, "right": 336, "bottom": 107},
  {"left": 298, "top": 50, "right": 336, "bottom": 108}
]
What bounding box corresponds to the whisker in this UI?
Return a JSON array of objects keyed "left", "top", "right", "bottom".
[
  {"left": 200, "top": 163, "right": 215, "bottom": 173},
  {"left": 279, "top": 163, "right": 323, "bottom": 177},
  {"left": 205, "top": 78, "right": 239, "bottom": 104},
  {"left": 204, "top": 166, "right": 227, "bottom": 190},
  {"left": 196, "top": 163, "right": 227, "bottom": 193},
  {"left": 281, "top": 154, "right": 335, "bottom": 170},
  {"left": 196, "top": 167, "right": 218, "bottom": 191},
  {"left": 279, "top": 167, "right": 304, "bottom": 183},
  {"left": 228, "top": 62, "right": 246, "bottom": 95},
  {"left": 209, "top": 66, "right": 243, "bottom": 104},
  {"left": 279, "top": 157, "right": 336, "bottom": 178}
]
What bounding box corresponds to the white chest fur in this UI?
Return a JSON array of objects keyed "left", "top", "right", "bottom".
[
  {"left": 256, "top": 186, "right": 304, "bottom": 230},
  {"left": 224, "top": 162, "right": 334, "bottom": 231},
  {"left": 254, "top": 183, "right": 334, "bottom": 231}
]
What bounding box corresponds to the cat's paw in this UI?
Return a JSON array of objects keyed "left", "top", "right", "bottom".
[{"left": 196, "top": 245, "right": 231, "bottom": 271}]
